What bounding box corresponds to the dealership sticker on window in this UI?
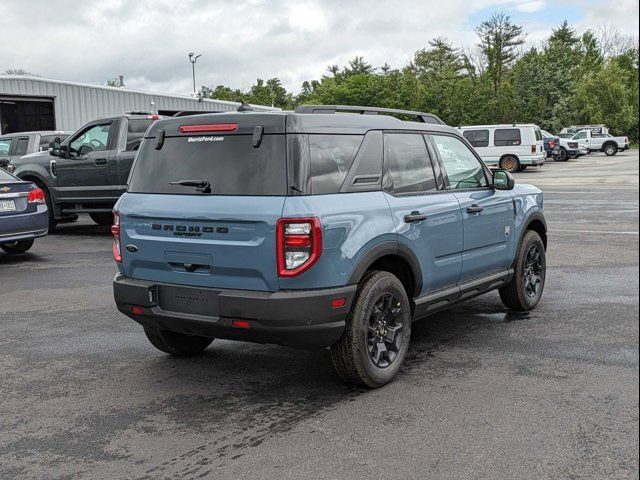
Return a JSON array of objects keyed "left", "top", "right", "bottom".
[{"left": 187, "top": 136, "right": 224, "bottom": 143}]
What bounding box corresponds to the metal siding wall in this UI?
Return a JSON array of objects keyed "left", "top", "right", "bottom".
[{"left": 1, "top": 77, "right": 275, "bottom": 132}]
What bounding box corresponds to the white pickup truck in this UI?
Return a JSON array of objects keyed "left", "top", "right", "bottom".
[{"left": 571, "top": 130, "right": 630, "bottom": 156}]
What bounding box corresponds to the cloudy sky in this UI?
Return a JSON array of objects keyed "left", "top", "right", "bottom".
[{"left": 1, "top": 0, "right": 638, "bottom": 96}]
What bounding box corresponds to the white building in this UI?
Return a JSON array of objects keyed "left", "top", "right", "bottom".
[{"left": 0, "top": 75, "right": 275, "bottom": 134}]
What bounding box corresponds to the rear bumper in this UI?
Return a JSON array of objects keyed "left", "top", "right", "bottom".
[
  {"left": 0, "top": 206, "right": 48, "bottom": 244},
  {"left": 113, "top": 274, "right": 357, "bottom": 350}
]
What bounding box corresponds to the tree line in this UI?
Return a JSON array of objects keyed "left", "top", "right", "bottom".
[{"left": 200, "top": 15, "right": 639, "bottom": 141}]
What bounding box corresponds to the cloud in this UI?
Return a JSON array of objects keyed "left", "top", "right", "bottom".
[
  {"left": 515, "top": 1, "right": 545, "bottom": 13},
  {"left": 0, "top": 0, "right": 637, "bottom": 98}
]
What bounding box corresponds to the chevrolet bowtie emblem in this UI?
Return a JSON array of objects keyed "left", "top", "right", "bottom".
[{"left": 0, "top": 187, "right": 10, "bottom": 192}]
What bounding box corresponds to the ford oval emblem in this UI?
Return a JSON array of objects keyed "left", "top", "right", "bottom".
[{"left": 125, "top": 244, "right": 138, "bottom": 253}]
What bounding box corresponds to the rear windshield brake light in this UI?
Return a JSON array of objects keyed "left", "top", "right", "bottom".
[{"left": 178, "top": 123, "right": 238, "bottom": 133}]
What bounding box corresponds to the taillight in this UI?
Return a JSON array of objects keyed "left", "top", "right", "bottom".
[
  {"left": 27, "top": 188, "right": 45, "bottom": 204},
  {"left": 112, "top": 211, "right": 121, "bottom": 263},
  {"left": 531, "top": 145, "right": 537, "bottom": 154},
  {"left": 277, "top": 217, "right": 322, "bottom": 277},
  {"left": 549, "top": 140, "right": 555, "bottom": 148}
]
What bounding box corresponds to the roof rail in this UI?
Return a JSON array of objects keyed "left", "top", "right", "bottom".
[
  {"left": 294, "top": 105, "right": 445, "bottom": 125},
  {"left": 172, "top": 110, "right": 222, "bottom": 117}
]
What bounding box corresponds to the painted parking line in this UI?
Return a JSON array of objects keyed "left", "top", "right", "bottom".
[{"left": 549, "top": 229, "right": 639, "bottom": 235}]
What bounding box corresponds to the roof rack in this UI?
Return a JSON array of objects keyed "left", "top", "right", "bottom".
[
  {"left": 294, "top": 105, "right": 444, "bottom": 125},
  {"left": 172, "top": 110, "right": 222, "bottom": 117}
]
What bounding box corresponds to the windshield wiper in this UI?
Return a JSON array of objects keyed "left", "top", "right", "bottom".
[{"left": 169, "top": 179, "right": 212, "bottom": 194}]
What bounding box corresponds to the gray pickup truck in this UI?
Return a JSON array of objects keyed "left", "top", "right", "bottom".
[{"left": 11, "top": 113, "right": 158, "bottom": 230}]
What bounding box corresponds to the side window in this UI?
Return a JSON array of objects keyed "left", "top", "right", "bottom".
[
  {"left": 0, "top": 138, "right": 11, "bottom": 156},
  {"left": 573, "top": 131, "right": 587, "bottom": 139},
  {"left": 70, "top": 123, "right": 111, "bottom": 155},
  {"left": 14, "top": 137, "right": 29, "bottom": 156},
  {"left": 126, "top": 119, "right": 153, "bottom": 151},
  {"left": 462, "top": 129, "right": 489, "bottom": 148},
  {"left": 431, "top": 134, "right": 488, "bottom": 190},
  {"left": 309, "top": 135, "right": 363, "bottom": 194},
  {"left": 385, "top": 133, "right": 436, "bottom": 194},
  {"left": 494, "top": 128, "right": 521, "bottom": 146}
]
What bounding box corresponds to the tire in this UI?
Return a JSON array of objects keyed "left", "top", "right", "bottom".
[
  {"left": 143, "top": 325, "right": 213, "bottom": 356},
  {"left": 604, "top": 144, "right": 618, "bottom": 156},
  {"left": 330, "top": 271, "right": 412, "bottom": 388},
  {"left": 499, "top": 156, "right": 520, "bottom": 173},
  {"left": 499, "top": 230, "right": 546, "bottom": 311},
  {"left": 89, "top": 212, "right": 115, "bottom": 226},
  {"left": 557, "top": 148, "right": 568, "bottom": 162},
  {"left": 520, "top": 165, "right": 528, "bottom": 171},
  {"left": 0, "top": 239, "right": 35, "bottom": 254}
]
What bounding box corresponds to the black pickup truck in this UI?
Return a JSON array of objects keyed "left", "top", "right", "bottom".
[{"left": 11, "top": 113, "right": 159, "bottom": 230}]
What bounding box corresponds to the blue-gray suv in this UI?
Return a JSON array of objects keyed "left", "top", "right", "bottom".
[{"left": 112, "top": 105, "right": 547, "bottom": 387}]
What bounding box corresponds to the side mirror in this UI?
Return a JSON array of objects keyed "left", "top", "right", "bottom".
[
  {"left": 49, "top": 137, "right": 61, "bottom": 157},
  {"left": 493, "top": 170, "right": 515, "bottom": 190}
]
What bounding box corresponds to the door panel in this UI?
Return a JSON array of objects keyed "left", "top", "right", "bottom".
[
  {"left": 56, "top": 122, "right": 115, "bottom": 203},
  {"left": 386, "top": 193, "right": 463, "bottom": 294},
  {"left": 454, "top": 189, "right": 514, "bottom": 279}
]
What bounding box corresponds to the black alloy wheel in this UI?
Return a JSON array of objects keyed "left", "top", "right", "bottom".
[{"left": 366, "top": 293, "right": 405, "bottom": 368}]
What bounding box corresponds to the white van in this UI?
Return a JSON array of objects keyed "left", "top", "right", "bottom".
[{"left": 457, "top": 124, "right": 546, "bottom": 172}]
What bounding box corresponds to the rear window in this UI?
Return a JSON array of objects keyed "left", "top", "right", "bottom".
[
  {"left": 494, "top": 128, "right": 521, "bottom": 146},
  {"left": 128, "top": 135, "right": 287, "bottom": 196},
  {"left": 534, "top": 128, "right": 542, "bottom": 141},
  {"left": 0, "top": 169, "right": 16, "bottom": 181},
  {"left": 126, "top": 119, "right": 153, "bottom": 151},
  {"left": 14, "top": 137, "right": 29, "bottom": 156},
  {"left": 309, "top": 135, "right": 363, "bottom": 194}
]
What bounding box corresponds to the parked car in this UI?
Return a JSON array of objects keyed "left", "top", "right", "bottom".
[
  {"left": 112, "top": 104, "right": 548, "bottom": 388},
  {"left": 11, "top": 113, "right": 159, "bottom": 231},
  {"left": 556, "top": 133, "right": 587, "bottom": 157},
  {"left": 0, "top": 131, "right": 72, "bottom": 172},
  {"left": 0, "top": 168, "right": 48, "bottom": 254},
  {"left": 457, "top": 124, "right": 546, "bottom": 172},
  {"left": 543, "top": 130, "right": 580, "bottom": 161},
  {"left": 571, "top": 130, "right": 630, "bottom": 156},
  {"left": 540, "top": 130, "right": 561, "bottom": 160}
]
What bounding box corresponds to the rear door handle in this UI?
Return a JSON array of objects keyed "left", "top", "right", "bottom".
[
  {"left": 404, "top": 213, "right": 427, "bottom": 223},
  {"left": 467, "top": 205, "right": 484, "bottom": 214},
  {"left": 94, "top": 158, "right": 107, "bottom": 166}
]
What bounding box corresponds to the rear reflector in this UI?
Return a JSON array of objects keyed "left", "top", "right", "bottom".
[
  {"left": 131, "top": 306, "right": 145, "bottom": 315},
  {"left": 232, "top": 320, "right": 251, "bottom": 329},
  {"left": 331, "top": 298, "right": 347, "bottom": 308},
  {"left": 179, "top": 123, "right": 238, "bottom": 133}
]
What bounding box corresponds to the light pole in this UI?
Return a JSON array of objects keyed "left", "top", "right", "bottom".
[{"left": 188, "top": 52, "right": 202, "bottom": 95}]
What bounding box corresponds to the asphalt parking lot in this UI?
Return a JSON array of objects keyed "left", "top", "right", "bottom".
[{"left": 1, "top": 152, "right": 638, "bottom": 479}]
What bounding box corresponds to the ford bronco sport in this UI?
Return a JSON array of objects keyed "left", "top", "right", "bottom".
[{"left": 112, "top": 105, "right": 547, "bottom": 387}]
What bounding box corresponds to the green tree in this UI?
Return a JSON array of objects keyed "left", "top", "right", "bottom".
[{"left": 475, "top": 13, "right": 525, "bottom": 96}]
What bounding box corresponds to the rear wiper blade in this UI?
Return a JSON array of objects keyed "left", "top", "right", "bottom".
[{"left": 169, "top": 179, "right": 212, "bottom": 193}]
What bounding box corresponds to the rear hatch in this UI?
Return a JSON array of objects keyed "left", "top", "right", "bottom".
[{"left": 117, "top": 113, "right": 287, "bottom": 292}]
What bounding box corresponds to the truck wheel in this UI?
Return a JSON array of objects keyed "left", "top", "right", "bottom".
[
  {"left": 0, "top": 239, "right": 35, "bottom": 254},
  {"left": 499, "top": 156, "right": 520, "bottom": 173},
  {"left": 499, "top": 230, "right": 546, "bottom": 311},
  {"left": 330, "top": 271, "right": 411, "bottom": 388},
  {"left": 604, "top": 144, "right": 618, "bottom": 156},
  {"left": 143, "top": 325, "right": 213, "bottom": 356},
  {"left": 558, "top": 148, "right": 568, "bottom": 162},
  {"left": 89, "top": 212, "right": 115, "bottom": 226}
]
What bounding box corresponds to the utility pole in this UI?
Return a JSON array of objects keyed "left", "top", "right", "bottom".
[{"left": 188, "top": 52, "right": 202, "bottom": 95}]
